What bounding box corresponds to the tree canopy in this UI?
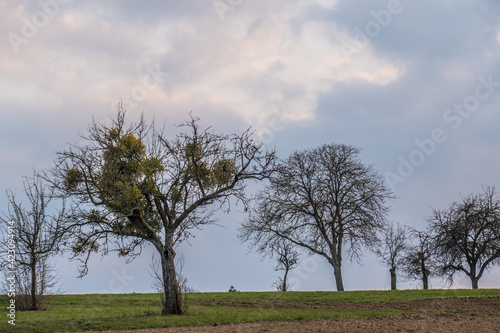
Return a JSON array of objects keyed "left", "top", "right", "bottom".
[
  {"left": 240, "top": 143, "right": 393, "bottom": 291},
  {"left": 48, "top": 109, "right": 276, "bottom": 314},
  {"left": 0, "top": 173, "right": 68, "bottom": 310},
  {"left": 428, "top": 187, "right": 500, "bottom": 289}
]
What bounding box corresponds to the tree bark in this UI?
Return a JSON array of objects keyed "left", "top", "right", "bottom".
[
  {"left": 31, "top": 261, "right": 37, "bottom": 310},
  {"left": 389, "top": 267, "right": 397, "bottom": 290},
  {"left": 470, "top": 266, "right": 479, "bottom": 289},
  {"left": 333, "top": 262, "right": 344, "bottom": 291},
  {"left": 422, "top": 267, "right": 429, "bottom": 290},
  {"left": 420, "top": 259, "right": 430, "bottom": 290},
  {"left": 282, "top": 269, "right": 289, "bottom": 292},
  {"left": 471, "top": 277, "right": 479, "bottom": 289},
  {"left": 160, "top": 239, "right": 183, "bottom": 315}
]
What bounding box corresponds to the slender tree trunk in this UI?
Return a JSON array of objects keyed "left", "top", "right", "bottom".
[
  {"left": 31, "top": 261, "right": 37, "bottom": 310},
  {"left": 331, "top": 239, "right": 344, "bottom": 291},
  {"left": 389, "top": 267, "right": 397, "bottom": 290},
  {"left": 282, "top": 269, "right": 289, "bottom": 292},
  {"left": 332, "top": 262, "right": 344, "bottom": 291},
  {"left": 421, "top": 259, "right": 429, "bottom": 290},
  {"left": 160, "top": 238, "right": 183, "bottom": 315}
]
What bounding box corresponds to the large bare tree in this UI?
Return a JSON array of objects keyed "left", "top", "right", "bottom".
[
  {"left": 0, "top": 173, "right": 68, "bottom": 310},
  {"left": 373, "top": 222, "right": 408, "bottom": 290},
  {"left": 428, "top": 187, "right": 500, "bottom": 289},
  {"left": 240, "top": 144, "right": 393, "bottom": 291},
  {"left": 47, "top": 109, "right": 275, "bottom": 314}
]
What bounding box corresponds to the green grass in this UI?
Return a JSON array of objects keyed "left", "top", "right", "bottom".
[
  {"left": 190, "top": 288, "right": 500, "bottom": 303},
  {"left": 1, "top": 289, "right": 499, "bottom": 333}
]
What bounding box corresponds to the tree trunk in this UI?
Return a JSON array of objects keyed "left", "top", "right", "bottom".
[
  {"left": 421, "top": 259, "right": 430, "bottom": 290},
  {"left": 471, "top": 277, "right": 479, "bottom": 289},
  {"left": 389, "top": 267, "right": 397, "bottom": 290},
  {"left": 470, "top": 265, "right": 479, "bottom": 289},
  {"left": 282, "top": 268, "right": 289, "bottom": 292},
  {"left": 31, "top": 261, "right": 37, "bottom": 310},
  {"left": 422, "top": 268, "right": 429, "bottom": 290},
  {"left": 160, "top": 240, "right": 183, "bottom": 315},
  {"left": 333, "top": 262, "right": 344, "bottom": 291}
]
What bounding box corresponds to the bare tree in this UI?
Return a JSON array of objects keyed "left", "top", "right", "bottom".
[
  {"left": 373, "top": 222, "right": 407, "bottom": 290},
  {"left": 402, "top": 228, "right": 438, "bottom": 290},
  {"left": 0, "top": 173, "right": 68, "bottom": 310},
  {"left": 272, "top": 241, "right": 299, "bottom": 291},
  {"left": 428, "top": 187, "right": 500, "bottom": 289},
  {"left": 243, "top": 219, "right": 299, "bottom": 292},
  {"left": 240, "top": 144, "right": 393, "bottom": 291},
  {"left": 11, "top": 259, "right": 61, "bottom": 311},
  {"left": 46, "top": 109, "right": 275, "bottom": 314}
]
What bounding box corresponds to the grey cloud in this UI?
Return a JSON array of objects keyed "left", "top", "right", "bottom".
[{"left": 2, "top": 0, "right": 500, "bottom": 293}]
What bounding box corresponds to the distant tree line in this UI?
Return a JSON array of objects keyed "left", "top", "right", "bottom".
[
  {"left": 357, "top": 187, "right": 500, "bottom": 291},
  {"left": 1, "top": 110, "right": 500, "bottom": 317},
  {"left": 241, "top": 146, "right": 500, "bottom": 292}
]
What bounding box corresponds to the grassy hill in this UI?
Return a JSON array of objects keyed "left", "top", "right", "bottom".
[{"left": 2, "top": 289, "right": 500, "bottom": 332}]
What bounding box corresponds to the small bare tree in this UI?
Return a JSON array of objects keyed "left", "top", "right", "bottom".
[
  {"left": 12, "top": 259, "right": 61, "bottom": 311},
  {"left": 373, "top": 222, "right": 407, "bottom": 290},
  {"left": 272, "top": 241, "right": 299, "bottom": 291},
  {"left": 402, "top": 228, "right": 437, "bottom": 290},
  {"left": 428, "top": 187, "right": 500, "bottom": 289},
  {"left": 0, "top": 173, "right": 68, "bottom": 310}
]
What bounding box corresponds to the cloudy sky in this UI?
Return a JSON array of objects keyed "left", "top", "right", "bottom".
[{"left": 1, "top": 0, "right": 500, "bottom": 294}]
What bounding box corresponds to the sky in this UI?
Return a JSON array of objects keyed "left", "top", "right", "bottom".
[{"left": 1, "top": 0, "right": 500, "bottom": 294}]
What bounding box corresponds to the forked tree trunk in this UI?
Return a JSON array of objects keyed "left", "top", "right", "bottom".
[
  {"left": 470, "top": 266, "right": 479, "bottom": 289},
  {"left": 160, "top": 241, "right": 183, "bottom": 315},
  {"left": 389, "top": 267, "right": 397, "bottom": 290}
]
